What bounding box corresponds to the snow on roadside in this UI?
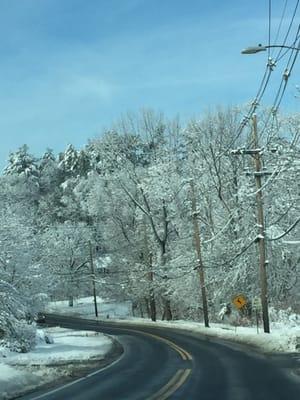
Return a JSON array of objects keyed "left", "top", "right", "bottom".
[
  {"left": 6, "top": 328, "right": 112, "bottom": 365},
  {"left": 0, "top": 364, "right": 40, "bottom": 400},
  {"left": 0, "top": 327, "right": 113, "bottom": 400},
  {"left": 112, "top": 318, "right": 299, "bottom": 354},
  {"left": 47, "top": 297, "right": 299, "bottom": 354}
]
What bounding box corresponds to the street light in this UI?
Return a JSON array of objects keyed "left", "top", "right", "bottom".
[{"left": 241, "top": 44, "right": 300, "bottom": 54}]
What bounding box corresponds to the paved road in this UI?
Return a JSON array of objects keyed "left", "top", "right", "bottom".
[{"left": 21, "top": 314, "right": 300, "bottom": 400}]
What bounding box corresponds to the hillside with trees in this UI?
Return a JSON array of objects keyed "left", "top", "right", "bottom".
[{"left": 1, "top": 108, "right": 299, "bottom": 350}]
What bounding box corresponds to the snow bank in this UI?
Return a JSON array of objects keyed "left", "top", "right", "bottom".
[
  {"left": 102, "top": 318, "right": 299, "bottom": 354},
  {"left": 0, "top": 364, "right": 40, "bottom": 400},
  {"left": 0, "top": 327, "right": 113, "bottom": 399},
  {"left": 132, "top": 320, "right": 299, "bottom": 354},
  {"left": 5, "top": 327, "right": 112, "bottom": 365}
]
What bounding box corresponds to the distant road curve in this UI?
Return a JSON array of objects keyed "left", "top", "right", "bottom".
[{"left": 20, "top": 314, "right": 300, "bottom": 400}]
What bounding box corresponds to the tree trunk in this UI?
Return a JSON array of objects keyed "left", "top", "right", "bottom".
[
  {"left": 148, "top": 252, "right": 157, "bottom": 322},
  {"left": 144, "top": 297, "right": 150, "bottom": 318},
  {"left": 162, "top": 299, "right": 172, "bottom": 321},
  {"left": 149, "top": 292, "right": 157, "bottom": 321},
  {"left": 139, "top": 302, "right": 144, "bottom": 318},
  {"left": 160, "top": 240, "right": 172, "bottom": 321},
  {"left": 68, "top": 296, "right": 74, "bottom": 307}
]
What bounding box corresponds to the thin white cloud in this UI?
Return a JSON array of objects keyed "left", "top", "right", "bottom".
[{"left": 61, "top": 75, "right": 116, "bottom": 100}]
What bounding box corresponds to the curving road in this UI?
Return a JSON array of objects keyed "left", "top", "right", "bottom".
[{"left": 20, "top": 314, "right": 300, "bottom": 400}]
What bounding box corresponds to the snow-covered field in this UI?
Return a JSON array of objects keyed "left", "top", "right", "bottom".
[{"left": 0, "top": 327, "right": 112, "bottom": 400}]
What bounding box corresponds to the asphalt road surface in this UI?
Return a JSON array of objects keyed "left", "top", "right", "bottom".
[{"left": 20, "top": 314, "right": 300, "bottom": 400}]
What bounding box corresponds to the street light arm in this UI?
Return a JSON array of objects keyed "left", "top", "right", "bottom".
[{"left": 241, "top": 44, "right": 300, "bottom": 54}]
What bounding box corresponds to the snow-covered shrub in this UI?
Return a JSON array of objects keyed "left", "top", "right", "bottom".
[
  {"left": 11, "top": 323, "right": 36, "bottom": 352},
  {"left": 269, "top": 307, "right": 300, "bottom": 328},
  {"left": 0, "top": 280, "right": 37, "bottom": 352},
  {"left": 1, "top": 322, "right": 36, "bottom": 353}
]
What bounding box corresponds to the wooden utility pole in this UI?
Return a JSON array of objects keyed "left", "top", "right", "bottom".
[
  {"left": 89, "top": 241, "right": 98, "bottom": 318},
  {"left": 231, "top": 115, "right": 270, "bottom": 333},
  {"left": 252, "top": 115, "right": 270, "bottom": 333},
  {"left": 143, "top": 217, "right": 156, "bottom": 321},
  {"left": 148, "top": 251, "right": 156, "bottom": 321},
  {"left": 190, "top": 180, "right": 209, "bottom": 328}
]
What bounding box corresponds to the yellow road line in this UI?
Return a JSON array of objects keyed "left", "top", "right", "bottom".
[
  {"left": 147, "top": 369, "right": 192, "bottom": 400},
  {"left": 146, "top": 369, "right": 183, "bottom": 400},
  {"left": 127, "top": 328, "right": 193, "bottom": 361},
  {"left": 161, "top": 369, "right": 192, "bottom": 400},
  {"left": 144, "top": 331, "right": 193, "bottom": 361}
]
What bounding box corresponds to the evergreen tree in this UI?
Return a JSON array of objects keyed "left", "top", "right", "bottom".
[
  {"left": 58, "top": 144, "right": 81, "bottom": 178},
  {"left": 4, "top": 144, "right": 39, "bottom": 182}
]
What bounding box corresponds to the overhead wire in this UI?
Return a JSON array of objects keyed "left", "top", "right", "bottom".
[
  {"left": 216, "top": 64, "right": 274, "bottom": 158},
  {"left": 219, "top": 0, "right": 277, "bottom": 154},
  {"left": 274, "top": 0, "right": 299, "bottom": 61},
  {"left": 268, "top": 0, "right": 272, "bottom": 58},
  {"left": 227, "top": 1, "right": 300, "bottom": 153},
  {"left": 262, "top": 26, "right": 300, "bottom": 144},
  {"left": 276, "top": 27, "right": 300, "bottom": 62},
  {"left": 247, "top": 8, "right": 300, "bottom": 147},
  {"left": 271, "top": 0, "right": 288, "bottom": 59}
]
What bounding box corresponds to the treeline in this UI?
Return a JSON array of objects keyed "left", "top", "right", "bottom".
[{"left": 0, "top": 108, "right": 299, "bottom": 349}]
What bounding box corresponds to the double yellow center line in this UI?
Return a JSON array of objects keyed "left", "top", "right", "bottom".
[
  {"left": 136, "top": 330, "right": 192, "bottom": 361},
  {"left": 147, "top": 368, "right": 192, "bottom": 400},
  {"left": 127, "top": 328, "right": 193, "bottom": 399}
]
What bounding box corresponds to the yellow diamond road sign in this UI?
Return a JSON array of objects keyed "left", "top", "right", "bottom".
[{"left": 232, "top": 294, "right": 247, "bottom": 309}]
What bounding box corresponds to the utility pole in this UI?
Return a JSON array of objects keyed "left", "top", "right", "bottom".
[
  {"left": 143, "top": 217, "right": 156, "bottom": 321},
  {"left": 252, "top": 114, "right": 270, "bottom": 333},
  {"left": 231, "top": 114, "right": 270, "bottom": 333},
  {"left": 89, "top": 241, "right": 98, "bottom": 318},
  {"left": 190, "top": 180, "right": 209, "bottom": 328},
  {"left": 148, "top": 251, "right": 156, "bottom": 321}
]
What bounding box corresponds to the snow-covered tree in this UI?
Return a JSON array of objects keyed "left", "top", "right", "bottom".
[
  {"left": 4, "top": 144, "right": 39, "bottom": 182},
  {"left": 40, "top": 222, "right": 94, "bottom": 305},
  {"left": 1, "top": 106, "right": 299, "bottom": 335}
]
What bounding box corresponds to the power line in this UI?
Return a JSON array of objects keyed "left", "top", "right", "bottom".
[
  {"left": 251, "top": 19, "right": 300, "bottom": 145},
  {"left": 230, "top": 3, "right": 300, "bottom": 152},
  {"left": 276, "top": 28, "right": 300, "bottom": 62},
  {"left": 220, "top": 60, "right": 275, "bottom": 157},
  {"left": 271, "top": 0, "right": 288, "bottom": 58},
  {"left": 274, "top": 0, "right": 299, "bottom": 61},
  {"left": 268, "top": 0, "right": 272, "bottom": 58}
]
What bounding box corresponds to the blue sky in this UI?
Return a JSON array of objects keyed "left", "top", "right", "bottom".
[{"left": 1, "top": 0, "right": 300, "bottom": 169}]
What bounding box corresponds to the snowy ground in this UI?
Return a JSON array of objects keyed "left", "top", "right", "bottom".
[
  {"left": 116, "top": 318, "right": 300, "bottom": 354},
  {"left": 47, "top": 296, "right": 132, "bottom": 319},
  {"left": 48, "top": 297, "right": 300, "bottom": 354},
  {"left": 0, "top": 327, "right": 113, "bottom": 400}
]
